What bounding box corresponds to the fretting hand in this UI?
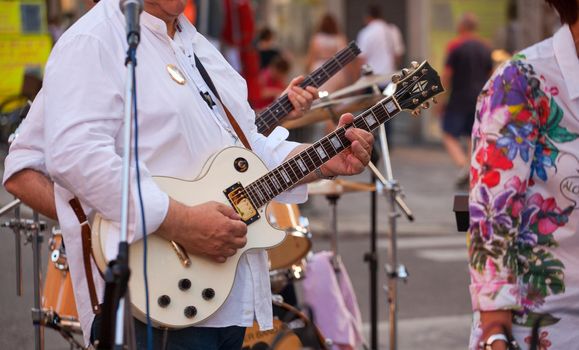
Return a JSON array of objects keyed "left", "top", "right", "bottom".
[
  {"left": 284, "top": 76, "right": 319, "bottom": 120},
  {"left": 321, "top": 113, "right": 374, "bottom": 177}
]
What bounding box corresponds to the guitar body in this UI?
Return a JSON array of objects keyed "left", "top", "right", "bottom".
[{"left": 91, "top": 147, "right": 286, "bottom": 328}]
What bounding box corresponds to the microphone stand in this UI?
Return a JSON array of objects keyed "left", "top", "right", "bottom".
[
  {"left": 366, "top": 124, "right": 413, "bottom": 350},
  {"left": 97, "top": 12, "right": 141, "bottom": 348}
]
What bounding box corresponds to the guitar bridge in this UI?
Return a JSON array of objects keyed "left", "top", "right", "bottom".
[{"left": 224, "top": 182, "right": 260, "bottom": 225}]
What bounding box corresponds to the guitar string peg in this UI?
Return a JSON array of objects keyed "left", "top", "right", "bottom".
[
  {"left": 401, "top": 68, "right": 410, "bottom": 76},
  {"left": 410, "top": 61, "right": 419, "bottom": 69},
  {"left": 391, "top": 74, "right": 402, "bottom": 83},
  {"left": 422, "top": 102, "right": 430, "bottom": 109},
  {"left": 411, "top": 109, "right": 421, "bottom": 117},
  {"left": 432, "top": 97, "right": 438, "bottom": 104}
]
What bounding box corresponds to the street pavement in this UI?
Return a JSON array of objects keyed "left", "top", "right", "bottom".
[{"left": 0, "top": 145, "right": 473, "bottom": 349}]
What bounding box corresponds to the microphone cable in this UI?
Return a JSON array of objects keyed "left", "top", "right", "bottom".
[{"left": 129, "top": 46, "right": 153, "bottom": 350}]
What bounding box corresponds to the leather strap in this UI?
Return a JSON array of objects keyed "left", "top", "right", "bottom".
[
  {"left": 194, "top": 54, "right": 252, "bottom": 150},
  {"left": 69, "top": 197, "right": 101, "bottom": 315}
]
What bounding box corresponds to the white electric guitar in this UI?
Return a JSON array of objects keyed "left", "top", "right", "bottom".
[{"left": 91, "top": 61, "right": 443, "bottom": 328}]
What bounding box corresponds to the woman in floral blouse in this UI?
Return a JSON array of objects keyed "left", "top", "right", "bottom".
[{"left": 469, "top": 1, "right": 579, "bottom": 349}]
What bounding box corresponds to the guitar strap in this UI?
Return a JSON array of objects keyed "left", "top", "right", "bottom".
[
  {"left": 69, "top": 197, "right": 101, "bottom": 315},
  {"left": 193, "top": 54, "right": 252, "bottom": 151}
]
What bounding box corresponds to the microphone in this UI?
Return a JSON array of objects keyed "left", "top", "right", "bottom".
[{"left": 119, "top": 0, "right": 144, "bottom": 49}]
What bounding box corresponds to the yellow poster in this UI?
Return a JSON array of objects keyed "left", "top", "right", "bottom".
[
  {"left": 0, "top": 2, "right": 21, "bottom": 34},
  {"left": 0, "top": 0, "right": 50, "bottom": 108}
]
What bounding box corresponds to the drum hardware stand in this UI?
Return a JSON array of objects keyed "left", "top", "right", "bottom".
[
  {"left": 1, "top": 200, "right": 49, "bottom": 350},
  {"left": 364, "top": 122, "right": 414, "bottom": 350},
  {"left": 326, "top": 193, "right": 342, "bottom": 272},
  {"left": 0, "top": 198, "right": 23, "bottom": 296}
]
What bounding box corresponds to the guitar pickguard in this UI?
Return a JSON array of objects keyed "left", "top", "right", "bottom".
[{"left": 224, "top": 182, "right": 260, "bottom": 225}]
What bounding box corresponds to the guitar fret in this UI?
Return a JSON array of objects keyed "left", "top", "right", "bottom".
[
  {"left": 323, "top": 137, "right": 339, "bottom": 158},
  {"left": 258, "top": 177, "right": 273, "bottom": 198},
  {"left": 245, "top": 186, "right": 258, "bottom": 207},
  {"left": 296, "top": 156, "right": 308, "bottom": 173},
  {"left": 329, "top": 134, "right": 344, "bottom": 152},
  {"left": 314, "top": 143, "right": 329, "bottom": 160},
  {"left": 283, "top": 162, "right": 299, "bottom": 183},
  {"left": 307, "top": 147, "right": 323, "bottom": 168},
  {"left": 324, "top": 135, "right": 338, "bottom": 154},
  {"left": 273, "top": 169, "right": 286, "bottom": 189},
  {"left": 304, "top": 148, "right": 317, "bottom": 168},
  {"left": 286, "top": 159, "right": 302, "bottom": 178},
  {"left": 279, "top": 167, "right": 292, "bottom": 184},
  {"left": 270, "top": 172, "right": 283, "bottom": 191},
  {"left": 267, "top": 174, "right": 282, "bottom": 198}
]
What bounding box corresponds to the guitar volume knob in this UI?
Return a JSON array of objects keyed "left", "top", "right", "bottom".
[
  {"left": 202, "top": 288, "right": 215, "bottom": 300},
  {"left": 184, "top": 306, "right": 197, "bottom": 318},
  {"left": 158, "top": 295, "right": 171, "bottom": 308},
  {"left": 178, "top": 278, "right": 192, "bottom": 291}
]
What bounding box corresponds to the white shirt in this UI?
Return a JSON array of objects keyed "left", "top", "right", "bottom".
[
  {"left": 5, "top": 0, "right": 305, "bottom": 345},
  {"left": 356, "top": 19, "right": 405, "bottom": 76}
]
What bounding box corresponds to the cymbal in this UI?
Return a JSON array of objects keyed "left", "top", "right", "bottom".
[
  {"left": 307, "top": 179, "right": 376, "bottom": 196},
  {"left": 282, "top": 94, "right": 382, "bottom": 130},
  {"left": 329, "top": 74, "right": 389, "bottom": 99}
]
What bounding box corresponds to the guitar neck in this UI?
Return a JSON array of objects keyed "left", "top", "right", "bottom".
[
  {"left": 255, "top": 41, "right": 361, "bottom": 136},
  {"left": 246, "top": 95, "right": 401, "bottom": 208}
]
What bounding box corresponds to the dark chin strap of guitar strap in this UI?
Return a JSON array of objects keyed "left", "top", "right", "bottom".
[{"left": 193, "top": 54, "right": 252, "bottom": 151}]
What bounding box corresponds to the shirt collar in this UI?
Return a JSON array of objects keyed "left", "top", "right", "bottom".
[
  {"left": 140, "top": 10, "right": 197, "bottom": 40},
  {"left": 553, "top": 24, "right": 579, "bottom": 100}
]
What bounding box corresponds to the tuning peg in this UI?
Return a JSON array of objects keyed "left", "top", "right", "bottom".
[
  {"left": 431, "top": 85, "right": 439, "bottom": 92},
  {"left": 411, "top": 109, "right": 421, "bottom": 117},
  {"left": 410, "top": 61, "right": 419, "bottom": 69},
  {"left": 402, "top": 68, "right": 410, "bottom": 76},
  {"left": 391, "top": 74, "right": 402, "bottom": 83},
  {"left": 432, "top": 97, "right": 438, "bottom": 104},
  {"left": 422, "top": 102, "right": 430, "bottom": 109}
]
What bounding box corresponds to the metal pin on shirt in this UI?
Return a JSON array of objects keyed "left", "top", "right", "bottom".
[{"left": 167, "top": 64, "right": 186, "bottom": 85}]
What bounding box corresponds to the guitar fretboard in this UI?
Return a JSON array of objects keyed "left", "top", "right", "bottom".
[
  {"left": 255, "top": 42, "right": 361, "bottom": 135},
  {"left": 246, "top": 96, "right": 401, "bottom": 208}
]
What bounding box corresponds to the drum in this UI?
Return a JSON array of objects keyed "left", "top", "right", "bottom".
[
  {"left": 269, "top": 259, "right": 307, "bottom": 294},
  {"left": 242, "top": 300, "right": 328, "bottom": 350},
  {"left": 42, "top": 228, "right": 81, "bottom": 333},
  {"left": 267, "top": 202, "right": 312, "bottom": 271}
]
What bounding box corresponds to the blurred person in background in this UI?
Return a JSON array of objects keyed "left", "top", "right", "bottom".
[
  {"left": 468, "top": 1, "right": 579, "bottom": 349},
  {"left": 356, "top": 5, "right": 405, "bottom": 77},
  {"left": 356, "top": 4, "right": 405, "bottom": 147},
  {"left": 440, "top": 13, "right": 493, "bottom": 188},
  {"left": 306, "top": 13, "right": 352, "bottom": 93},
  {"left": 256, "top": 27, "right": 282, "bottom": 70},
  {"left": 254, "top": 55, "right": 291, "bottom": 110}
]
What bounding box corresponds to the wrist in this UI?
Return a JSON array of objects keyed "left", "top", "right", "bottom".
[
  {"left": 479, "top": 333, "right": 520, "bottom": 350},
  {"left": 315, "top": 165, "right": 337, "bottom": 180}
]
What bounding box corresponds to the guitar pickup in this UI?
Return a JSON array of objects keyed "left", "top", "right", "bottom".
[{"left": 224, "top": 182, "right": 260, "bottom": 225}]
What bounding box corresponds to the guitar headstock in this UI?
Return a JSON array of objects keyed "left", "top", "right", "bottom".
[{"left": 390, "top": 61, "right": 444, "bottom": 116}]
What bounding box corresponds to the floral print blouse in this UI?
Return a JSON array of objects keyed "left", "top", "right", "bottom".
[{"left": 469, "top": 24, "right": 579, "bottom": 349}]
